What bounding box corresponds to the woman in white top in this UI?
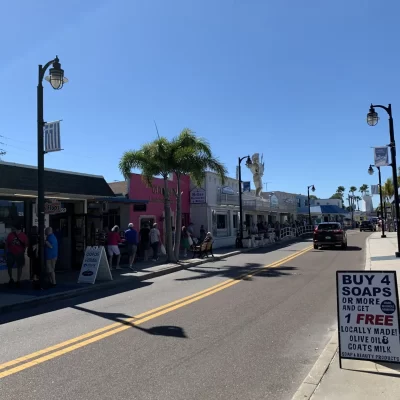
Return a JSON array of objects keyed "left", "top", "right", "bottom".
[{"left": 150, "top": 223, "right": 161, "bottom": 261}]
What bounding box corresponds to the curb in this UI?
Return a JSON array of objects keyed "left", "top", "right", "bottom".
[
  {"left": 0, "top": 236, "right": 307, "bottom": 315},
  {"left": 291, "top": 329, "right": 338, "bottom": 400}
]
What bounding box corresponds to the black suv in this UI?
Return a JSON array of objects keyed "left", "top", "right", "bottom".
[
  {"left": 360, "top": 220, "right": 376, "bottom": 232},
  {"left": 313, "top": 222, "right": 347, "bottom": 249}
]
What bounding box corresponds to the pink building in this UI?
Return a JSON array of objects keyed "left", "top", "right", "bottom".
[{"left": 128, "top": 174, "right": 191, "bottom": 240}]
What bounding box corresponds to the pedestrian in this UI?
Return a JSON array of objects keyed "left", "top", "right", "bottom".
[
  {"left": 107, "top": 225, "right": 121, "bottom": 269},
  {"left": 45, "top": 227, "right": 58, "bottom": 287},
  {"left": 150, "top": 223, "right": 161, "bottom": 261},
  {"left": 125, "top": 223, "right": 138, "bottom": 270},
  {"left": 181, "top": 226, "right": 191, "bottom": 257},
  {"left": 5, "top": 225, "right": 28, "bottom": 287},
  {"left": 28, "top": 226, "right": 41, "bottom": 290},
  {"left": 139, "top": 224, "right": 150, "bottom": 261}
]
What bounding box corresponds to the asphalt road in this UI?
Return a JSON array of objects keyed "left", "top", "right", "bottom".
[{"left": 0, "top": 232, "right": 369, "bottom": 400}]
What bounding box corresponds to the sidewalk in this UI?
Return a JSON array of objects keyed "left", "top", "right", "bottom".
[
  {"left": 295, "top": 232, "right": 400, "bottom": 400},
  {"left": 0, "top": 238, "right": 302, "bottom": 314}
]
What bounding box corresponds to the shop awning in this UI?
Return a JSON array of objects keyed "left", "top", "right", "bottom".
[
  {"left": 93, "top": 197, "right": 148, "bottom": 204},
  {"left": 0, "top": 162, "right": 115, "bottom": 198}
]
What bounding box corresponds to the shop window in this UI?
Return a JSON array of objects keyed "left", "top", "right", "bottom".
[
  {"left": 233, "top": 214, "right": 238, "bottom": 229},
  {"left": 217, "top": 214, "right": 227, "bottom": 229},
  {"left": 133, "top": 203, "right": 146, "bottom": 212}
]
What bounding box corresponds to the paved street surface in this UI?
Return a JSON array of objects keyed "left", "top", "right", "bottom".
[{"left": 0, "top": 232, "right": 367, "bottom": 400}]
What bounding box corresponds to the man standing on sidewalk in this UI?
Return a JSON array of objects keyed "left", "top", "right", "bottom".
[{"left": 125, "top": 223, "right": 138, "bottom": 271}]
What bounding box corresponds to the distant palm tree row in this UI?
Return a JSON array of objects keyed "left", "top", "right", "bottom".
[{"left": 333, "top": 185, "right": 369, "bottom": 211}]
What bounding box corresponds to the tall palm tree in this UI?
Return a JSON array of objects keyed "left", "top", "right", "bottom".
[
  {"left": 348, "top": 186, "right": 357, "bottom": 210},
  {"left": 355, "top": 196, "right": 362, "bottom": 210},
  {"left": 170, "top": 129, "right": 227, "bottom": 259},
  {"left": 359, "top": 184, "right": 369, "bottom": 196},
  {"left": 119, "top": 137, "right": 176, "bottom": 262}
]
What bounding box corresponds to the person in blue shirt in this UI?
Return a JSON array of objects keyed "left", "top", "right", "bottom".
[
  {"left": 45, "top": 227, "right": 58, "bottom": 287},
  {"left": 125, "top": 223, "right": 138, "bottom": 270}
]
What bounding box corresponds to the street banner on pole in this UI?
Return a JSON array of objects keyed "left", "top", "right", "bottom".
[
  {"left": 242, "top": 181, "right": 251, "bottom": 192},
  {"left": 373, "top": 146, "right": 389, "bottom": 167},
  {"left": 336, "top": 271, "right": 400, "bottom": 367},
  {"left": 371, "top": 185, "right": 379, "bottom": 195},
  {"left": 44, "top": 120, "right": 63, "bottom": 152}
]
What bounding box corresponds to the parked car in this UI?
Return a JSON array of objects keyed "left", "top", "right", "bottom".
[
  {"left": 313, "top": 222, "right": 348, "bottom": 249},
  {"left": 360, "top": 220, "right": 376, "bottom": 232}
]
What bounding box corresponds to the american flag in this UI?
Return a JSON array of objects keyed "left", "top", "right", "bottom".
[{"left": 44, "top": 121, "right": 62, "bottom": 152}]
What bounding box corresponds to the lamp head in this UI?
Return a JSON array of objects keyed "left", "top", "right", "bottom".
[
  {"left": 367, "top": 104, "right": 379, "bottom": 126},
  {"left": 45, "top": 56, "right": 68, "bottom": 90}
]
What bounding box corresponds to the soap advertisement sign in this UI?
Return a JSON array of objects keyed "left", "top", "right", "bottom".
[{"left": 337, "top": 271, "right": 400, "bottom": 365}]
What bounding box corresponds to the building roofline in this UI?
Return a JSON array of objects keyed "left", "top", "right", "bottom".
[{"left": 0, "top": 161, "right": 105, "bottom": 179}]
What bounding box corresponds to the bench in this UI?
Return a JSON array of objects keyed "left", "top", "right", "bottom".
[{"left": 192, "top": 241, "right": 214, "bottom": 258}]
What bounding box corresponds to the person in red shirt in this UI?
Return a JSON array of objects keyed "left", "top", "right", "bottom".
[
  {"left": 5, "top": 225, "right": 29, "bottom": 286},
  {"left": 107, "top": 225, "right": 121, "bottom": 270}
]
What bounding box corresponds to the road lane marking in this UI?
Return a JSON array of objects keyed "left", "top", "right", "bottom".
[{"left": 0, "top": 245, "right": 312, "bottom": 379}]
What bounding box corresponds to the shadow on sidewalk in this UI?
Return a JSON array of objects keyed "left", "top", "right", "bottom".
[
  {"left": 0, "top": 280, "right": 153, "bottom": 325},
  {"left": 72, "top": 305, "right": 188, "bottom": 338}
]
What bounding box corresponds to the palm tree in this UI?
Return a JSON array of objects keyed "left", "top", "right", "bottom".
[
  {"left": 119, "top": 137, "right": 176, "bottom": 262},
  {"left": 383, "top": 177, "right": 394, "bottom": 198},
  {"left": 170, "top": 129, "right": 227, "bottom": 259},
  {"left": 359, "top": 184, "right": 369, "bottom": 196},
  {"left": 355, "top": 195, "right": 362, "bottom": 210}
]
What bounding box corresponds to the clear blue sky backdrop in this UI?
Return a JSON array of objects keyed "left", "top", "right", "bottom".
[{"left": 1, "top": 0, "right": 399, "bottom": 205}]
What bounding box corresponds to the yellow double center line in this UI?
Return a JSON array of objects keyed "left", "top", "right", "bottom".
[{"left": 0, "top": 245, "right": 312, "bottom": 379}]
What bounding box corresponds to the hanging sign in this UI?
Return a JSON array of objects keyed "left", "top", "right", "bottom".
[
  {"left": 190, "top": 188, "right": 206, "bottom": 204},
  {"left": 337, "top": 271, "right": 400, "bottom": 365},
  {"left": 78, "top": 246, "right": 112, "bottom": 284},
  {"left": 373, "top": 146, "right": 389, "bottom": 167}
]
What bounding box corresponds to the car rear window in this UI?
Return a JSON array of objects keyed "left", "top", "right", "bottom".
[
  {"left": 361, "top": 221, "right": 371, "bottom": 225},
  {"left": 317, "top": 224, "right": 340, "bottom": 230}
]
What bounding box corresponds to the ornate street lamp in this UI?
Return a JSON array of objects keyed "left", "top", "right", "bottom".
[
  {"left": 37, "top": 56, "right": 68, "bottom": 285},
  {"left": 238, "top": 155, "right": 252, "bottom": 247},
  {"left": 368, "top": 164, "right": 386, "bottom": 238},
  {"left": 366, "top": 103, "right": 400, "bottom": 256},
  {"left": 307, "top": 184, "right": 315, "bottom": 226}
]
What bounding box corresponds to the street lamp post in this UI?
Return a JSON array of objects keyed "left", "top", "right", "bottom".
[
  {"left": 238, "top": 155, "right": 252, "bottom": 248},
  {"left": 368, "top": 164, "right": 386, "bottom": 238},
  {"left": 37, "top": 56, "right": 68, "bottom": 284},
  {"left": 307, "top": 185, "right": 315, "bottom": 226},
  {"left": 367, "top": 104, "right": 400, "bottom": 256}
]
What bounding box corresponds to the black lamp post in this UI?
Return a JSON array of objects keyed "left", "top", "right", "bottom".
[
  {"left": 238, "top": 155, "right": 252, "bottom": 247},
  {"left": 368, "top": 164, "right": 386, "bottom": 238},
  {"left": 37, "top": 56, "right": 68, "bottom": 284},
  {"left": 307, "top": 184, "right": 315, "bottom": 225},
  {"left": 367, "top": 104, "right": 400, "bottom": 256}
]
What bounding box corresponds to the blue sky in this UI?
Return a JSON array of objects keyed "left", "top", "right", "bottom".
[{"left": 1, "top": 0, "right": 399, "bottom": 206}]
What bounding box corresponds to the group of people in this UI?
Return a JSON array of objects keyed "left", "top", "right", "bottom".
[
  {"left": 106, "top": 223, "right": 163, "bottom": 269},
  {"left": 106, "top": 222, "right": 212, "bottom": 265},
  {"left": 5, "top": 225, "right": 58, "bottom": 290}
]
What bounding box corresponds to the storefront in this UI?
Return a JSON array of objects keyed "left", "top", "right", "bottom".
[
  {"left": 0, "top": 162, "right": 115, "bottom": 283},
  {"left": 127, "top": 173, "right": 191, "bottom": 242}
]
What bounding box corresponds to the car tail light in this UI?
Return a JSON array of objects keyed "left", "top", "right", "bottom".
[
  {"left": 334, "top": 229, "right": 343, "bottom": 233},
  {"left": 314, "top": 227, "right": 318, "bottom": 232}
]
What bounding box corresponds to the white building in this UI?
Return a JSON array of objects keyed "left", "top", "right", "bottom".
[
  {"left": 362, "top": 194, "right": 374, "bottom": 214},
  {"left": 189, "top": 172, "right": 296, "bottom": 248}
]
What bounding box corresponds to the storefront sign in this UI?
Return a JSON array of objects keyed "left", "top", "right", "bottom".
[
  {"left": 190, "top": 188, "right": 206, "bottom": 204},
  {"left": 32, "top": 211, "right": 50, "bottom": 228},
  {"left": 337, "top": 271, "right": 400, "bottom": 365},
  {"left": 78, "top": 246, "right": 112, "bottom": 284},
  {"left": 45, "top": 200, "right": 66, "bottom": 215},
  {"left": 221, "top": 186, "right": 235, "bottom": 195}
]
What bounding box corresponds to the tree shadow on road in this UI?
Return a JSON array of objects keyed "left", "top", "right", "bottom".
[
  {"left": 174, "top": 263, "right": 298, "bottom": 282},
  {"left": 71, "top": 305, "right": 188, "bottom": 338}
]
